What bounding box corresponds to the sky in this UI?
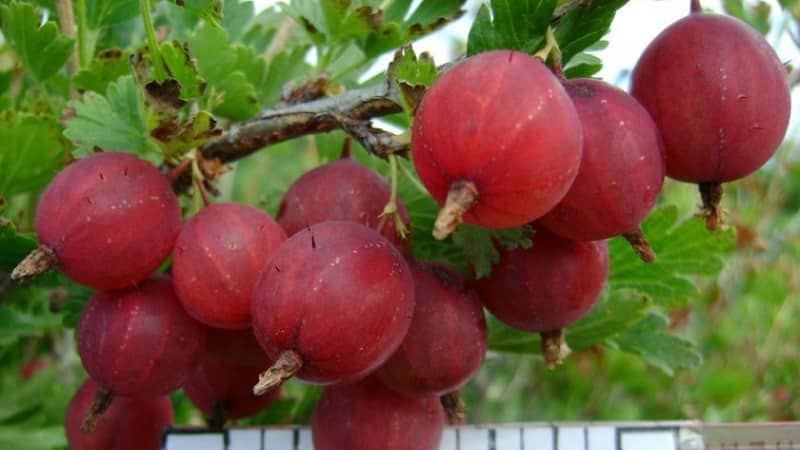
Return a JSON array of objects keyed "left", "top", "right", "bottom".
[{"left": 253, "top": 0, "right": 798, "bottom": 131}]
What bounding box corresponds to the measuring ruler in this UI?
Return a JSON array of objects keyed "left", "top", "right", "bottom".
[{"left": 163, "top": 422, "right": 800, "bottom": 450}]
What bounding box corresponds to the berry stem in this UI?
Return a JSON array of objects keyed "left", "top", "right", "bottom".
[
  {"left": 168, "top": 158, "right": 192, "bottom": 182},
  {"left": 534, "top": 27, "right": 564, "bottom": 79},
  {"left": 440, "top": 391, "right": 466, "bottom": 425},
  {"left": 80, "top": 388, "right": 113, "bottom": 433},
  {"left": 622, "top": 228, "right": 656, "bottom": 263},
  {"left": 253, "top": 350, "right": 302, "bottom": 395},
  {"left": 699, "top": 182, "right": 724, "bottom": 231},
  {"left": 378, "top": 154, "right": 409, "bottom": 239},
  {"left": 433, "top": 181, "right": 478, "bottom": 240},
  {"left": 11, "top": 245, "right": 58, "bottom": 282},
  {"left": 690, "top": 0, "right": 702, "bottom": 13},
  {"left": 139, "top": 0, "right": 167, "bottom": 82},
  {"left": 540, "top": 329, "right": 572, "bottom": 369},
  {"left": 340, "top": 137, "right": 352, "bottom": 159}
]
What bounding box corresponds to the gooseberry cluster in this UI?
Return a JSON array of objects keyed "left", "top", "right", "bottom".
[{"left": 9, "top": 2, "right": 789, "bottom": 450}]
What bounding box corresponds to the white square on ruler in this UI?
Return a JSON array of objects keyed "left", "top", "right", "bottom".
[
  {"left": 228, "top": 429, "right": 261, "bottom": 450},
  {"left": 495, "top": 427, "right": 522, "bottom": 449},
  {"left": 620, "top": 429, "right": 676, "bottom": 450},
  {"left": 587, "top": 427, "right": 616, "bottom": 450},
  {"left": 558, "top": 426, "right": 585, "bottom": 450},
  {"left": 439, "top": 428, "right": 458, "bottom": 450},
  {"left": 263, "top": 429, "right": 294, "bottom": 450},
  {"left": 523, "top": 426, "right": 555, "bottom": 450},
  {"left": 460, "top": 427, "right": 490, "bottom": 450},
  {"left": 296, "top": 428, "right": 313, "bottom": 450},
  {"left": 164, "top": 432, "right": 225, "bottom": 450}
]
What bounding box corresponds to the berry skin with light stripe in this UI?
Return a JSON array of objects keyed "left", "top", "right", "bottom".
[
  {"left": 312, "top": 377, "right": 445, "bottom": 450},
  {"left": 277, "top": 157, "right": 410, "bottom": 253},
  {"left": 540, "top": 78, "right": 665, "bottom": 262},
  {"left": 251, "top": 221, "right": 414, "bottom": 394},
  {"left": 630, "top": 6, "right": 790, "bottom": 229},
  {"left": 377, "top": 261, "right": 487, "bottom": 397},
  {"left": 14, "top": 151, "right": 181, "bottom": 289},
  {"left": 172, "top": 202, "right": 286, "bottom": 329},
  {"left": 411, "top": 49, "right": 583, "bottom": 239},
  {"left": 77, "top": 277, "right": 206, "bottom": 398}
]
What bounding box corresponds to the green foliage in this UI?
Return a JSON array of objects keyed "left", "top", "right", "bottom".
[
  {"left": 0, "top": 112, "right": 69, "bottom": 197},
  {"left": 467, "top": 0, "right": 626, "bottom": 75},
  {"left": 553, "top": 0, "right": 627, "bottom": 64},
  {"left": 0, "top": 2, "right": 74, "bottom": 84},
  {"left": 468, "top": 0, "right": 557, "bottom": 55},
  {"left": 72, "top": 49, "right": 132, "bottom": 94},
  {"left": 64, "top": 75, "right": 156, "bottom": 161},
  {"left": 0, "top": 222, "right": 36, "bottom": 273}
]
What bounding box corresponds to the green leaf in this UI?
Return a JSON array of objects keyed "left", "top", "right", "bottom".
[
  {"left": 187, "top": 22, "right": 261, "bottom": 120},
  {"left": 608, "top": 205, "right": 736, "bottom": 310},
  {"left": 221, "top": 0, "right": 255, "bottom": 42},
  {"left": 0, "top": 305, "right": 62, "bottom": 345},
  {"left": 387, "top": 45, "right": 437, "bottom": 116},
  {"left": 563, "top": 51, "right": 603, "bottom": 78},
  {"left": 364, "top": 0, "right": 465, "bottom": 58},
  {"left": 0, "top": 113, "right": 68, "bottom": 197},
  {"left": 467, "top": 0, "right": 556, "bottom": 56},
  {"left": 85, "top": 0, "right": 139, "bottom": 28},
  {"left": 611, "top": 313, "right": 702, "bottom": 375},
  {"left": 553, "top": 0, "right": 627, "bottom": 64},
  {"left": 64, "top": 75, "right": 156, "bottom": 161},
  {"left": 451, "top": 224, "right": 532, "bottom": 279},
  {"left": 0, "top": 2, "right": 74, "bottom": 83},
  {"left": 160, "top": 41, "right": 204, "bottom": 100},
  {"left": 283, "top": 0, "right": 379, "bottom": 44},
  {"left": 170, "top": 0, "right": 223, "bottom": 21},
  {"left": 0, "top": 426, "right": 66, "bottom": 450},
  {"left": 151, "top": 110, "right": 222, "bottom": 155},
  {"left": 262, "top": 45, "right": 312, "bottom": 105},
  {"left": 72, "top": 48, "right": 131, "bottom": 94},
  {"left": 0, "top": 221, "right": 36, "bottom": 273},
  {"left": 405, "top": 0, "right": 465, "bottom": 30},
  {"left": 388, "top": 46, "right": 438, "bottom": 87}
]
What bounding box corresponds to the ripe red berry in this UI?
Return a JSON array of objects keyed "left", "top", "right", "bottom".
[
  {"left": 65, "top": 379, "right": 172, "bottom": 450},
  {"left": 474, "top": 229, "right": 608, "bottom": 366},
  {"left": 630, "top": 5, "right": 790, "bottom": 229},
  {"left": 172, "top": 203, "right": 286, "bottom": 329},
  {"left": 539, "top": 78, "right": 665, "bottom": 262},
  {"left": 251, "top": 221, "right": 414, "bottom": 394},
  {"left": 183, "top": 328, "right": 281, "bottom": 426},
  {"left": 312, "top": 377, "right": 445, "bottom": 450},
  {"left": 276, "top": 157, "right": 410, "bottom": 252},
  {"left": 411, "top": 50, "right": 582, "bottom": 238},
  {"left": 14, "top": 152, "right": 181, "bottom": 289},
  {"left": 376, "top": 261, "right": 486, "bottom": 397},
  {"left": 76, "top": 277, "right": 205, "bottom": 429}
]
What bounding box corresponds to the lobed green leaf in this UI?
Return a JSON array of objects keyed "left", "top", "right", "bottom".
[{"left": 0, "top": 2, "right": 74, "bottom": 83}]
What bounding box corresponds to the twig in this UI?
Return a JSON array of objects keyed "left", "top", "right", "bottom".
[
  {"left": 54, "top": 0, "right": 78, "bottom": 86},
  {"left": 199, "top": 82, "right": 403, "bottom": 163},
  {"left": 198, "top": 1, "right": 595, "bottom": 165}
]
